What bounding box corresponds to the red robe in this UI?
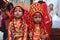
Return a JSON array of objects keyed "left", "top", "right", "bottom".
[
  {"left": 39, "top": 2, "right": 52, "bottom": 35},
  {"left": 8, "top": 4, "right": 29, "bottom": 40},
  {"left": 29, "top": 23, "right": 49, "bottom": 40},
  {"left": 8, "top": 19, "right": 28, "bottom": 40},
  {"left": 29, "top": 2, "right": 50, "bottom": 40}
]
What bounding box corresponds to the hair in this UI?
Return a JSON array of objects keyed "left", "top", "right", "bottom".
[
  {"left": 49, "top": 3, "right": 54, "bottom": 7},
  {"left": 0, "top": 0, "right": 5, "bottom": 9},
  {"left": 6, "top": 2, "right": 14, "bottom": 11},
  {"left": 38, "top": 0, "right": 45, "bottom": 4},
  {"left": 13, "top": 6, "right": 24, "bottom": 14}
]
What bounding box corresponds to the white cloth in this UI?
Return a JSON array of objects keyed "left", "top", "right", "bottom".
[
  {"left": 0, "top": 31, "right": 3, "bottom": 40},
  {"left": 49, "top": 9, "right": 60, "bottom": 28},
  {"left": 52, "top": 14, "right": 60, "bottom": 28},
  {"left": 50, "top": 10, "right": 56, "bottom": 17}
]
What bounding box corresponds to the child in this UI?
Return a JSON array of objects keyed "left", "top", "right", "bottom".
[
  {"left": 8, "top": 4, "right": 29, "bottom": 40},
  {"left": 29, "top": 3, "right": 49, "bottom": 40}
]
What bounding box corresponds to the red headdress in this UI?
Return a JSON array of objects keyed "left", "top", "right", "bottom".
[
  {"left": 9, "top": 4, "right": 29, "bottom": 29},
  {"left": 29, "top": 3, "right": 45, "bottom": 30},
  {"left": 9, "top": 4, "right": 29, "bottom": 21}
]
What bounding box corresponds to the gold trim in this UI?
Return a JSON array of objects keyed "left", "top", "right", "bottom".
[{"left": 30, "top": 2, "right": 43, "bottom": 15}]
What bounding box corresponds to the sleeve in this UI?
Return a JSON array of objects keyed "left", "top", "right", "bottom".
[
  {"left": 8, "top": 22, "right": 12, "bottom": 40},
  {"left": 40, "top": 27, "right": 49, "bottom": 40},
  {"left": 23, "top": 24, "right": 28, "bottom": 40}
]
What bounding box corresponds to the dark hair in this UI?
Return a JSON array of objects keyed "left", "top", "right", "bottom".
[
  {"left": 49, "top": 4, "right": 54, "bottom": 7},
  {"left": 38, "top": 1, "right": 45, "bottom": 4},
  {"left": 0, "top": 0, "right": 5, "bottom": 9},
  {"left": 13, "top": 6, "right": 24, "bottom": 13},
  {"left": 6, "top": 2, "right": 14, "bottom": 11}
]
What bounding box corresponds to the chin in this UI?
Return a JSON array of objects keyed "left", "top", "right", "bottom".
[
  {"left": 34, "top": 22, "right": 40, "bottom": 24},
  {"left": 16, "top": 16, "right": 21, "bottom": 18}
]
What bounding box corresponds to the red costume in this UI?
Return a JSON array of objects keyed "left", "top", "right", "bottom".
[
  {"left": 8, "top": 4, "right": 29, "bottom": 40},
  {"left": 29, "top": 3, "right": 49, "bottom": 40}
]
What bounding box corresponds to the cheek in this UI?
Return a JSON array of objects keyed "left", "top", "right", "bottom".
[
  {"left": 19, "top": 13, "right": 23, "bottom": 16},
  {"left": 14, "top": 12, "right": 23, "bottom": 16},
  {"left": 34, "top": 18, "right": 42, "bottom": 22}
]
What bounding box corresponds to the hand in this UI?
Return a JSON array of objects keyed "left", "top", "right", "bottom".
[
  {"left": 14, "top": 34, "right": 23, "bottom": 38},
  {"left": 41, "top": 34, "right": 47, "bottom": 40}
]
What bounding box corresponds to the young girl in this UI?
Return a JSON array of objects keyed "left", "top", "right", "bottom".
[
  {"left": 8, "top": 4, "right": 29, "bottom": 40},
  {"left": 29, "top": 3, "right": 49, "bottom": 40}
]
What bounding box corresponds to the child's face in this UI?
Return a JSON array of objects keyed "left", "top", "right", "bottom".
[
  {"left": 14, "top": 7, "right": 23, "bottom": 18},
  {"left": 33, "top": 12, "right": 42, "bottom": 24}
]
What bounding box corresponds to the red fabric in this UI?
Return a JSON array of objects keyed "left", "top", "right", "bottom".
[
  {"left": 0, "top": 11, "right": 10, "bottom": 31},
  {"left": 40, "top": 2, "right": 52, "bottom": 40},
  {"left": 8, "top": 5, "right": 29, "bottom": 40},
  {"left": 9, "top": 5, "right": 29, "bottom": 29},
  {"left": 0, "top": 20, "right": 4, "bottom": 31},
  {"left": 0, "top": 19, "right": 10, "bottom": 31},
  {"left": 29, "top": 2, "right": 51, "bottom": 40},
  {"left": 40, "top": 2, "right": 52, "bottom": 35}
]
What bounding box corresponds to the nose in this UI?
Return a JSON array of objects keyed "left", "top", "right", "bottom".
[{"left": 37, "top": 18, "right": 41, "bottom": 19}]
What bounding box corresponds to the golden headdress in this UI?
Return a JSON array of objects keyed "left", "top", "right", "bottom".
[{"left": 30, "top": 2, "right": 43, "bottom": 15}]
